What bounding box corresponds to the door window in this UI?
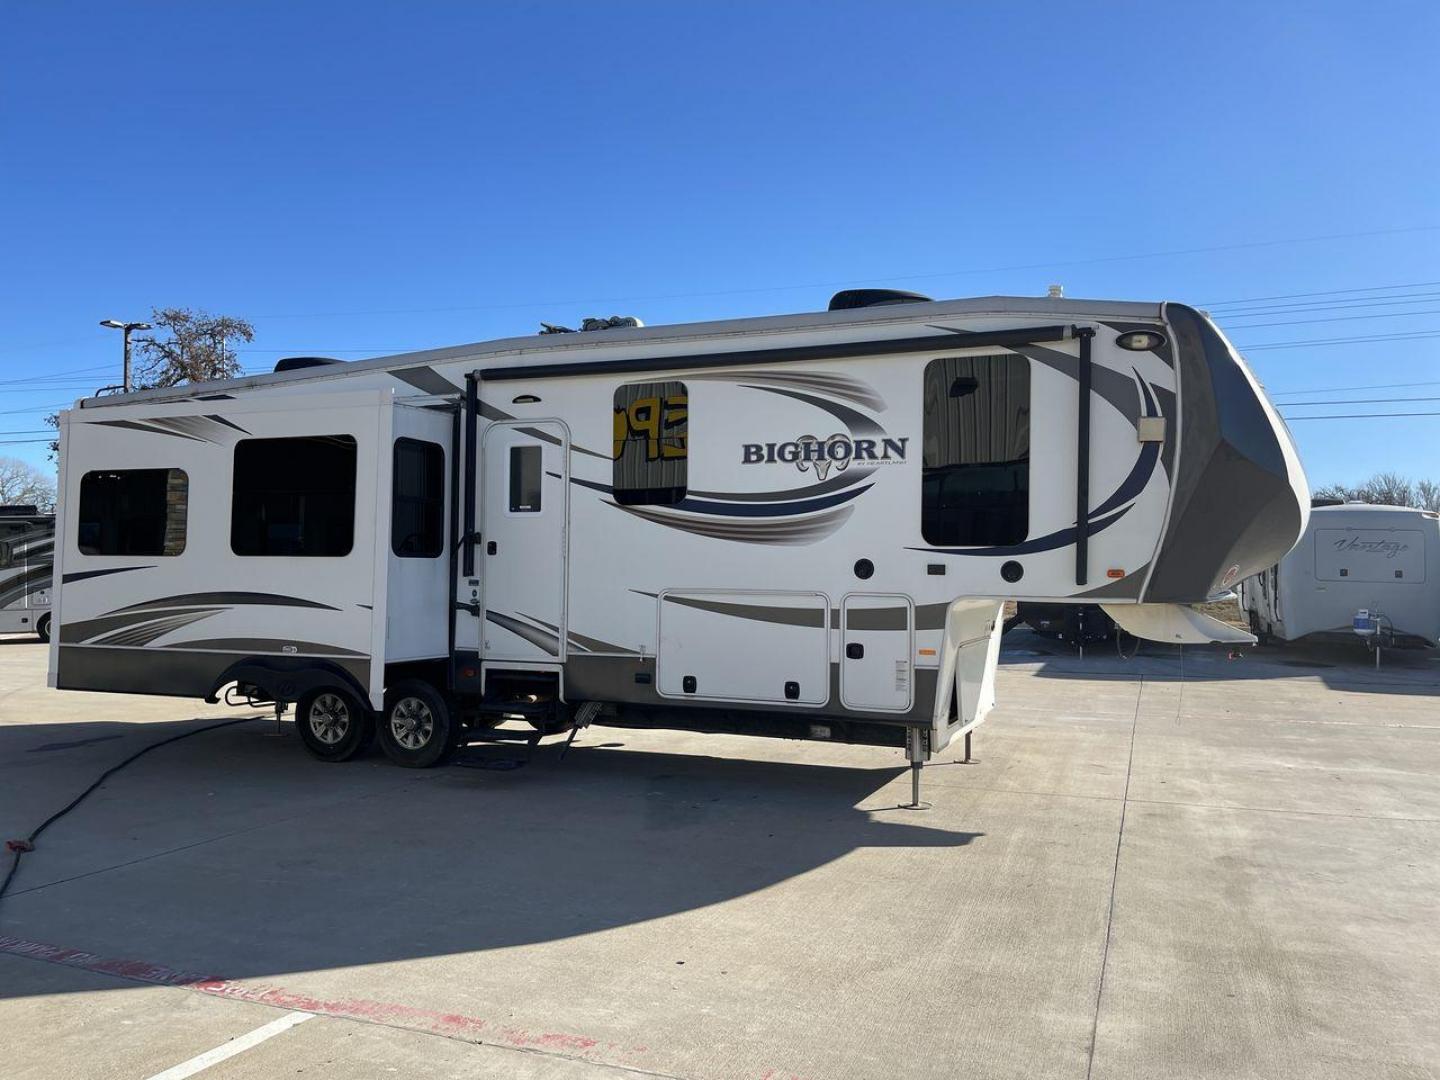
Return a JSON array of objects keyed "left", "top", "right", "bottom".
[
  {"left": 392, "top": 438, "right": 445, "bottom": 557},
  {"left": 509, "top": 445, "right": 542, "bottom": 513}
]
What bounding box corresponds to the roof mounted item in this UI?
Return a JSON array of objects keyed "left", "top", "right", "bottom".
[
  {"left": 274, "top": 356, "right": 346, "bottom": 373},
  {"left": 0, "top": 505, "right": 40, "bottom": 516},
  {"left": 828, "top": 289, "right": 933, "bottom": 311},
  {"left": 539, "top": 315, "right": 645, "bottom": 335}
]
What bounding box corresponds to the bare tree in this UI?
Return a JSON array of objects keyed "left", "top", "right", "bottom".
[
  {"left": 1315, "top": 472, "right": 1440, "bottom": 511},
  {"left": 46, "top": 306, "right": 255, "bottom": 459},
  {"left": 132, "top": 307, "right": 254, "bottom": 388},
  {"left": 1311, "top": 481, "right": 1352, "bottom": 502},
  {"left": 1362, "top": 471, "right": 1415, "bottom": 507},
  {"left": 0, "top": 456, "right": 57, "bottom": 512},
  {"left": 1415, "top": 479, "right": 1440, "bottom": 513}
]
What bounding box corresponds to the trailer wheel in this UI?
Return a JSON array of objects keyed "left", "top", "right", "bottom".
[
  {"left": 379, "top": 679, "right": 456, "bottom": 768},
  {"left": 1248, "top": 610, "right": 1272, "bottom": 646},
  {"left": 296, "top": 687, "right": 372, "bottom": 762},
  {"left": 526, "top": 699, "right": 574, "bottom": 736},
  {"left": 35, "top": 614, "right": 51, "bottom": 643}
]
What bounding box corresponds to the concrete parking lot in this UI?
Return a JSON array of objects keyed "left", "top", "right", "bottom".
[{"left": 2, "top": 632, "right": 1438, "bottom": 1079}]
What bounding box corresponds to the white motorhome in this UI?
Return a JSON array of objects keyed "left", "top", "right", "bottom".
[
  {"left": 1239, "top": 501, "right": 1440, "bottom": 648},
  {"left": 0, "top": 505, "right": 54, "bottom": 641},
  {"left": 49, "top": 291, "right": 1308, "bottom": 790}
]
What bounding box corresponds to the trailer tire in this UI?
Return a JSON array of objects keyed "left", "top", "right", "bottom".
[
  {"left": 526, "top": 699, "right": 574, "bottom": 736},
  {"left": 35, "top": 614, "right": 51, "bottom": 644},
  {"left": 296, "top": 686, "right": 372, "bottom": 762},
  {"left": 1248, "top": 610, "right": 1272, "bottom": 646},
  {"left": 379, "top": 679, "right": 456, "bottom": 768}
]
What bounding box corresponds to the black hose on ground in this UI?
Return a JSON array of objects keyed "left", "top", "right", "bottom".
[{"left": 1, "top": 716, "right": 261, "bottom": 905}]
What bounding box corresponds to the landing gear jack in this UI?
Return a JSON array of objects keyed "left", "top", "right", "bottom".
[
  {"left": 901, "top": 728, "right": 933, "bottom": 811},
  {"left": 901, "top": 761, "right": 931, "bottom": 811}
]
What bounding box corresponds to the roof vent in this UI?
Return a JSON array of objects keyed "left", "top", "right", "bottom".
[
  {"left": 828, "top": 289, "right": 933, "bottom": 311},
  {"left": 1310, "top": 496, "right": 1345, "bottom": 508},
  {"left": 274, "top": 356, "right": 346, "bottom": 373},
  {"left": 0, "top": 505, "right": 40, "bottom": 517}
]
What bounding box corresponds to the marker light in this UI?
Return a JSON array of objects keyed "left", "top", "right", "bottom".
[{"left": 1116, "top": 330, "right": 1166, "bottom": 351}]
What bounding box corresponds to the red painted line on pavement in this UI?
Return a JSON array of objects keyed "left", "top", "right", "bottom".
[{"left": 0, "top": 934, "right": 647, "bottom": 1062}]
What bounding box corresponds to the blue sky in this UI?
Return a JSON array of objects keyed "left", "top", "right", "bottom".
[{"left": 2, "top": 1, "right": 1437, "bottom": 486}]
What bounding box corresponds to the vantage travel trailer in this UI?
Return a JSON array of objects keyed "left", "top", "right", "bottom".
[
  {"left": 1239, "top": 502, "right": 1440, "bottom": 648},
  {"left": 49, "top": 291, "right": 1308, "bottom": 795},
  {"left": 0, "top": 505, "right": 54, "bottom": 641}
]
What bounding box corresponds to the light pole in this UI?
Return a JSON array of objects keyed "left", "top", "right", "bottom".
[{"left": 100, "top": 319, "right": 153, "bottom": 393}]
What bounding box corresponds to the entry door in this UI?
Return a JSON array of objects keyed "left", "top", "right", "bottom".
[{"left": 480, "top": 422, "right": 569, "bottom": 662}]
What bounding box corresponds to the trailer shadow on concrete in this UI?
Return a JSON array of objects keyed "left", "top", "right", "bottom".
[
  {"left": 1002, "top": 629, "right": 1440, "bottom": 698},
  {"left": 0, "top": 713, "right": 979, "bottom": 1001}
]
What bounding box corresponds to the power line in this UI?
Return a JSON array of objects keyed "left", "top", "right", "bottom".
[
  {"left": 241, "top": 223, "right": 1440, "bottom": 321},
  {"left": 1279, "top": 396, "right": 1440, "bottom": 406},
  {"left": 0, "top": 403, "right": 66, "bottom": 416},
  {"left": 1220, "top": 308, "right": 1440, "bottom": 330},
  {"left": 1238, "top": 330, "right": 1440, "bottom": 351},
  {"left": 1211, "top": 292, "right": 1440, "bottom": 318},
  {"left": 234, "top": 347, "right": 412, "bottom": 354},
  {"left": 1270, "top": 378, "right": 1440, "bottom": 396},
  {"left": 1282, "top": 411, "right": 1440, "bottom": 420},
  {"left": 0, "top": 364, "right": 114, "bottom": 387},
  {"left": 1203, "top": 279, "right": 1440, "bottom": 308}
]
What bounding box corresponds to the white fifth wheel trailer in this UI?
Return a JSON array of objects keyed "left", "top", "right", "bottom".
[
  {"left": 1238, "top": 501, "right": 1440, "bottom": 648},
  {"left": 0, "top": 505, "right": 55, "bottom": 641},
  {"left": 48, "top": 290, "right": 1308, "bottom": 793}
]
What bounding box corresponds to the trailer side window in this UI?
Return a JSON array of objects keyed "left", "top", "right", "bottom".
[
  {"left": 508, "top": 445, "right": 542, "bottom": 513},
  {"left": 78, "top": 469, "right": 189, "bottom": 557},
  {"left": 613, "top": 381, "right": 687, "bottom": 505},
  {"left": 392, "top": 438, "right": 445, "bottom": 557},
  {"left": 0, "top": 521, "right": 29, "bottom": 567},
  {"left": 231, "top": 435, "right": 357, "bottom": 557},
  {"left": 921, "top": 354, "right": 1030, "bottom": 546}
]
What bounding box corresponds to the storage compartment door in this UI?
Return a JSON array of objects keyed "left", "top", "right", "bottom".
[
  {"left": 658, "top": 591, "right": 828, "bottom": 705},
  {"left": 840, "top": 594, "right": 914, "bottom": 712}
]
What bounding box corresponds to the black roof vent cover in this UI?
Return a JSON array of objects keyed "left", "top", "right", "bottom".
[
  {"left": 1310, "top": 496, "right": 1345, "bottom": 508},
  {"left": 828, "top": 288, "right": 934, "bottom": 311},
  {"left": 274, "top": 356, "right": 346, "bottom": 373}
]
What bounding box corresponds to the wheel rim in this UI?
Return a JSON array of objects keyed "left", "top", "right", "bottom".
[
  {"left": 308, "top": 693, "right": 351, "bottom": 745},
  {"left": 390, "top": 697, "right": 435, "bottom": 751}
]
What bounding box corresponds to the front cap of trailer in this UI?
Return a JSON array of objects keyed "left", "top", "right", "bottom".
[{"left": 1143, "top": 303, "right": 1310, "bottom": 603}]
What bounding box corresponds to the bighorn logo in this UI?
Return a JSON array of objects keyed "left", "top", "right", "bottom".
[{"left": 741, "top": 433, "right": 909, "bottom": 481}]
